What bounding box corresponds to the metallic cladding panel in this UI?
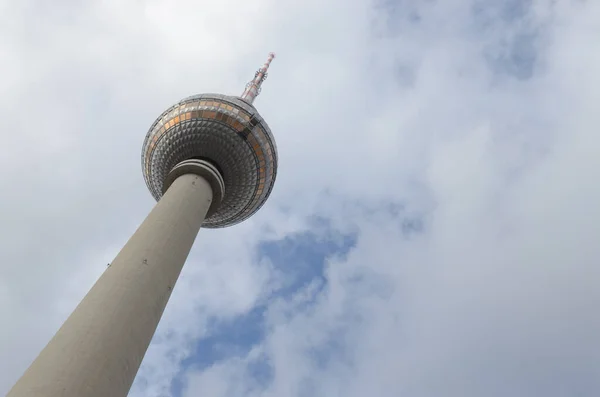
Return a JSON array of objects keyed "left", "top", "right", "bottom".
[{"left": 141, "top": 94, "right": 278, "bottom": 228}]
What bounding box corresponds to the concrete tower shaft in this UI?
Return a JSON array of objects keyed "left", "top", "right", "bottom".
[{"left": 7, "top": 161, "right": 224, "bottom": 397}]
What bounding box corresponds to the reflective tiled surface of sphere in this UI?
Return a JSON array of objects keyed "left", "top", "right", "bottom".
[{"left": 142, "top": 94, "right": 278, "bottom": 228}]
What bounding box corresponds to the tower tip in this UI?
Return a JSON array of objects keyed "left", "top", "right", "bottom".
[{"left": 240, "top": 52, "right": 276, "bottom": 104}]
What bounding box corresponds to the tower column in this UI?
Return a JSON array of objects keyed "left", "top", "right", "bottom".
[{"left": 7, "top": 163, "right": 222, "bottom": 397}]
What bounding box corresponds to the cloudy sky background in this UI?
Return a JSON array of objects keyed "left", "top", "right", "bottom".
[{"left": 1, "top": 0, "right": 600, "bottom": 396}]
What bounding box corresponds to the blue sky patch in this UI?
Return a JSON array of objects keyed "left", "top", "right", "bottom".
[{"left": 171, "top": 220, "right": 357, "bottom": 395}]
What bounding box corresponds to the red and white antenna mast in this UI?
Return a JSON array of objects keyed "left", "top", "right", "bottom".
[{"left": 240, "top": 52, "right": 275, "bottom": 104}]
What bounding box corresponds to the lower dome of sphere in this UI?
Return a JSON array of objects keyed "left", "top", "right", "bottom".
[{"left": 141, "top": 93, "right": 278, "bottom": 228}]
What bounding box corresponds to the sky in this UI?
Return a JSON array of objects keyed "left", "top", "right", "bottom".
[{"left": 0, "top": 0, "right": 599, "bottom": 396}]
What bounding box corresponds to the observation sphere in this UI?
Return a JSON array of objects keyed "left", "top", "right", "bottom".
[{"left": 142, "top": 93, "right": 278, "bottom": 228}]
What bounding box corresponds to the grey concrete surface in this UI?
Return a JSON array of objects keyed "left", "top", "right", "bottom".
[{"left": 7, "top": 172, "right": 213, "bottom": 397}]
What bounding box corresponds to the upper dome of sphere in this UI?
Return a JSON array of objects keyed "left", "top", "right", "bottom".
[{"left": 141, "top": 93, "right": 278, "bottom": 228}]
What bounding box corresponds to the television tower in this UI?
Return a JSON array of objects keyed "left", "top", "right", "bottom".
[{"left": 7, "top": 54, "right": 278, "bottom": 397}]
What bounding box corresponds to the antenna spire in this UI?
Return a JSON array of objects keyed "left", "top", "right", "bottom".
[{"left": 240, "top": 52, "right": 275, "bottom": 104}]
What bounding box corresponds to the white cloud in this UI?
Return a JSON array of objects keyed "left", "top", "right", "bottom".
[
  {"left": 182, "top": 1, "right": 600, "bottom": 396},
  {"left": 1, "top": 0, "right": 600, "bottom": 396}
]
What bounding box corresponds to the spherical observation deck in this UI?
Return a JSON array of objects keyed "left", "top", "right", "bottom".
[{"left": 141, "top": 93, "right": 278, "bottom": 228}]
